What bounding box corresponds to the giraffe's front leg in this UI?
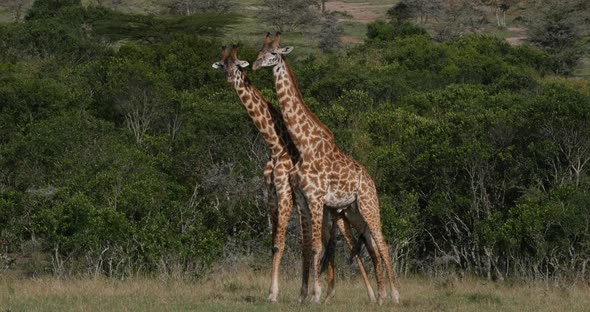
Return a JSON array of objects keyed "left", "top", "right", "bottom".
[
  {"left": 268, "top": 164, "right": 293, "bottom": 303},
  {"left": 308, "top": 197, "right": 325, "bottom": 304},
  {"left": 266, "top": 184, "right": 279, "bottom": 303}
]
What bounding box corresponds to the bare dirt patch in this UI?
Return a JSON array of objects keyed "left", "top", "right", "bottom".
[{"left": 506, "top": 27, "right": 528, "bottom": 46}]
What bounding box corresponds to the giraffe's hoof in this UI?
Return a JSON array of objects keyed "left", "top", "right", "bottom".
[
  {"left": 392, "top": 289, "right": 400, "bottom": 304},
  {"left": 367, "top": 289, "right": 377, "bottom": 303},
  {"left": 324, "top": 292, "right": 335, "bottom": 304},
  {"left": 297, "top": 295, "right": 306, "bottom": 304},
  {"left": 310, "top": 296, "right": 321, "bottom": 304},
  {"left": 377, "top": 290, "right": 386, "bottom": 305},
  {"left": 268, "top": 292, "right": 279, "bottom": 303}
]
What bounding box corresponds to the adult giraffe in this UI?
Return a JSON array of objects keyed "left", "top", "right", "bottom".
[
  {"left": 212, "top": 46, "right": 376, "bottom": 303},
  {"left": 252, "top": 33, "right": 400, "bottom": 305}
]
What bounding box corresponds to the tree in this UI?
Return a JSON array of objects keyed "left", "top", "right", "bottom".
[
  {"left": 528, "top": 82, "right": 590, "bottom": 188},
  {"left": 411, "top": 0, "right": 445, "bottom": 24},
  {"left": 166, "top": 0, "right": 234, "bottom": 15},
  {"left": 318, "top": 13, "right": 343, "bottom": 52},
  {"left": 366, "top": 20, "right": 428, "bottom": 42},
  {"left": 527, "top": 0, "right": 589, "bottom": 75},
  {"left": 387, "top": 0, "right": 445, "bottom": 25},
  {"left": 481, "top": 0, "right": 521, "bottom": 27},
  {"left": 92, "top": 0, "right": 123, "bottom": 8},
  {"left": 259, "top": 0, "right": 320, "bottom": 32},
  {"left": 385, "top": 0, "right": 486, "bottom": 41},
  {"left": 387, "top": 1, "right": 414, "bottom": 25},
  {"left": 100, "top": 53, "right": 172, "bottom": 145},
  {"left": 25, "top": 0, "right": 81, "bottom": 20},
  {"left": 433, "top": 0, "right": 487, "bottom": 41}
]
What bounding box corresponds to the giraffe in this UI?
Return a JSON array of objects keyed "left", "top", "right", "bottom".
[
  {"left": 252, "top": 33, "right": 400, "bottom": 305},
  {"left": 212, "top": 46, "right": 376, "bottom": 303}
]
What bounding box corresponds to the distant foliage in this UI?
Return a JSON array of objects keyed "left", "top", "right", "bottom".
[
  {"left": 387, "top": 0, "right": 445, "bottom": 25},
  {"left": 527, "top": 0, "right": 590, "bottom": 75},
  {"left": 384, "top": 0, "right": 487, "bottom": 41},
  {"left": 318, "top": 14, "right": 343, "bottom": 53},
  {"left": 367, "top": 20, "right": 428, "bottom": 41},
  {"left": 166, "top": 0, "right": 235, "bottom": 15},
  {"left": 432, "top": 0, "right": 487, "bottom": 41},
  {"left": 387, "top": 0, "right": 414, "bottom": 25},
  {"left": 259, "top": 0, "right": 320, "bottom": 32},
  {"left": 0, "top": 0, "right": 589, "bottom": 282},
  {"left": 89, "top": 10, "right": 240, "bottom": 43},
  {"left": 0, "top": 1, "right": 236, "bottom": 62},
  {"left": 25, "top": 0, "right": 81, "bottom": 20}
]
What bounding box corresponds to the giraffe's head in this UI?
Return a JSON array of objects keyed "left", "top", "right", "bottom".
[
  {"left": 212, "top": 46, "right": 250, "bottom": 83},
  {"left": 252, "top": 32, "right": 293, "bottom": 71}
]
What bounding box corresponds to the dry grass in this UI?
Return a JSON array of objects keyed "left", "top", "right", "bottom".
[
  {"left": 574, "top": 56, "right": 590, "bottom": 78},
  {"left": 1, "top": 268, "right": 589, "bottom": 312},
  {"left": 325, "top": 1, "right": 393, "bottom": 24}
]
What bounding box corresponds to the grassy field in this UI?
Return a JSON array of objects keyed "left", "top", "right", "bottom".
[
  {"left": 1, "top": 270, "right": 589, "bottom": 311},
  {"left": 574, "top": 56, "right": 590, "bottom": 78}
]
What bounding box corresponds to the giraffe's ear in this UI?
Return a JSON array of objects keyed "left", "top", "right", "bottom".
[
  {"left": 237, "top": 60, "right": 250, "bottom": 68},
  {"left": 212, "top": 62, "right": 222, "bottom": 69},
  {"left": 277, "top": 46, "right": 293, "bottom": 55}
]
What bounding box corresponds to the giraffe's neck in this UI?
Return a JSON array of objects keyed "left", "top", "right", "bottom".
[
  {"left": 233, "top": 70, "right": 292, "bottom": 158},
  {"left": 272, "top": 58, "right": 334, "bottom": 155}
]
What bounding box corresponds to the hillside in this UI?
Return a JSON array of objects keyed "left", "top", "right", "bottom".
[{"left": 1, "top": 0, "right": 587, "bottom": 76}]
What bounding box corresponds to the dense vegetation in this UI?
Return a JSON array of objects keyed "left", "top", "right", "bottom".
[{"left": 1, "top": 0, "right": 589, "bottom": 282}]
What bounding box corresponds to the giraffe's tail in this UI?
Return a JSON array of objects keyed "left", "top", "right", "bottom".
[
  {"left": 320, "top": 235, "right": 336, "bottom": 274},
  {"left": 349, "top": 233, "right": 367, "bottom": 264}
]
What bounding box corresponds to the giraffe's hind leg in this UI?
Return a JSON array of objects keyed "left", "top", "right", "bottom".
[
  {"left": 334, "top": 211, "right": 377, "bottom": 303},
  {"left": 365, "top": 233, "right": 386, "bottom": 304},
  {"left": 322, "top": 210, "right": 337, "bottom": 304},
  {"left": 356, "top": 186, "right": 400, "bottom": 304},
  {"left": 295, "top": 188, "right": 312, "bottom": 304}
]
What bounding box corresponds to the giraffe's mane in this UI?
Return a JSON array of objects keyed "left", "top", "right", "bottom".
[
  {"left": 281, "top": 57, "right": 335, "bottom": 142},
  {"left": 242, "top": 72, "right": 300, "bottom": 164},
  {"left": 241, "top": 69, "right": 252, "bottom": 87}
]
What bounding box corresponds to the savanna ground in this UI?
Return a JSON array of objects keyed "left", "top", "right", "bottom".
[{"left": 1, "top": 270, "right": 589, "bottom": 311}]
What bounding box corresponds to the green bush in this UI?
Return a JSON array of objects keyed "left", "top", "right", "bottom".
[
  {"left": 367, "top": 20, "right": 428, "bottom": 41},
  {"left": 26, "top": 0, "right": 82, "bottom": 21},
  {"left": 1, "top": 3, "right": 589, "bottom": 280}
]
